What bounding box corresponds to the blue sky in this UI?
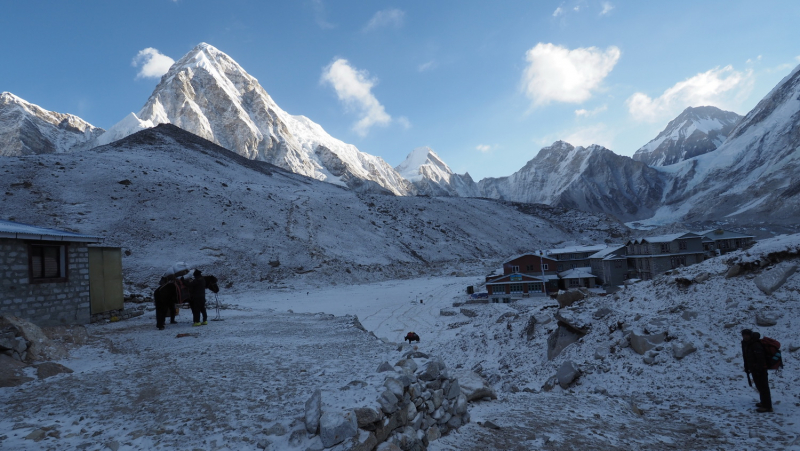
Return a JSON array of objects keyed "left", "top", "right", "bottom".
[{"left": 3, "top": 1, "right": 799, "bottom": 180}]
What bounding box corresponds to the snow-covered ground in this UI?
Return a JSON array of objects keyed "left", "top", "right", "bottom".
[{"left": 4, "top": 234, "right": 800, "bottom": 450}]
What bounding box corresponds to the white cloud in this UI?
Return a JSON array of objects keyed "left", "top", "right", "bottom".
[
  {"left": 521, "top": 43, "right": 621, "bottom": 107},
  {"left": 552, "top": 6, "right": 564, "bottom": 17},
  {"left": 575, "top": 105, "right": 607, "bottom": 117},
  {"left": 417, "top": 61, "right": 436, "bottom": 72},
  {"left": 600, "top": 2, "right": 614, "bottom": 15},
  {"left": 475, "top": 144, "right": 492, "bottom": 153},
  {"left": 626, "top": 65, "right": 754, "bottom": 122},
  {"left": 563, "top": 123, "right": 615, "bottom": 148},
  {"left": 397, "top": 116, "right": 411, "bottom": 129},
  {"left": 311, "top": 0, "right": 336, "bottom": 30},
  {"left": 573, "top": 5, "right": 581, "bottom": 12},
  {"left": 321, "top": 59, "right": 392, "bottom": 136},
  {"left": 364, "top": 9, "right": 405, "bottom": 32},
  {"left": 132, "top": 48, "right": 175, "bottom": 79}
]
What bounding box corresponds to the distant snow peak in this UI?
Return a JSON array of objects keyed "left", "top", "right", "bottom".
[
  {"left": 0, "top": 92, "right": 104, "bottom": 156},
  {"left": 123, "top": 42, "right": 413, "bottom": 195},
  {"left": 395, "top": 146, "right": 480, "bottom": 197},
  {"left": 632, "top": 105, "right": 742, "bottom": 167}
]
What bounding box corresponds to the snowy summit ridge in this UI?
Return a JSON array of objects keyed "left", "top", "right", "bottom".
[
  {"left": 104, "top": 43, "right": 413, "bottom": 195},
  {"left": 0, "top": 92, "right": 104, "bottom": 156},
  {"left": 395, "top": 146, "right": 480, "bottom": 197},
  {"left": 632, "top": 106, "right": 742, "bottom": 167}
]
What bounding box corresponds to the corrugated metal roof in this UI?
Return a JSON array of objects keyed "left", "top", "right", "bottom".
[
  {"left": 588, "top": 244, "right": 625, "bottom": 259},
  {"left": 558, "top": 267, "right": 596, "bottom": 278},
  {"left": 0, "top": 219, "right": 103, "bottom": 243},
  {"left": 547, "top": 244, "right": 608, "bottom": 255},
  {"left": 698, "top": 229, "right": 756, "bottom": 240}
]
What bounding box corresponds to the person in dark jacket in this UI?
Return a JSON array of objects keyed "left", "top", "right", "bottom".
[
  {"left": 190, "top": 269, "right": 208, "bottom": 326},
  {"left": 741, "top": 329, "right": 772, "bottom": 412}
]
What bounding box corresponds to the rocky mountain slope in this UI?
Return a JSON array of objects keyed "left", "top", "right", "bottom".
[
  {"left": 100, "top": 43, "right": 413, "bottom": 196},
  {"left": 647, "top": 64, "right": 800, "bottom": 228},
  {"left": 0, "top": 124, "right": 626, "bottom": 291},
  {"left": 479, "top": 141, "right": 667, "bottom": 222},
  {"left": 632, "top": 106, "right": 742, "bottom": 167},
  {"left": 395, "top": 146, "right": 481, "bottom": 197},
  {"left": 0, "top": 92, "right": 103, "bottom": 156}
]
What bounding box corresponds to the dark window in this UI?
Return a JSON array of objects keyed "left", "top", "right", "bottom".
[
  {"left": 660, "top": 243, "right": 671, "bottom": 253},
  {"left": 511, "top": 265, "right": 519, "bottom": 273},
  {"left": 29, "top": 244, "right": 68, "bottom": 283},
  {"left": 526, "top": 265, "right": 534, "bottom": 271},
  {"left": 542, "top": 264, "right": 548, "bottom": 270},
  {"left": 679, "top": 241, "right": 687, "bottom": 250}
]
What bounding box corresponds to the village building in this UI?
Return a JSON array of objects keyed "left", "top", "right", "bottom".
[
  {"left": 0, "top": 219, "right": 123, "bottom": 327},
  {"left": 699, "top": 229, "right": 756, "bottom": 256},
  {"left": 557, "top": 267, "right": 598, "bottom": 289},
  {"left": 625, "top": 232, "right": 705, "bottom": 280},
  {"left": 486, "top": 273, "right": 549, "bottom": 303},
  {"left": 546, "top": 245, "right": 608, "bottom": 272},
  {"left": 588, "top": 245, "right": 627, "bottom": 287}
]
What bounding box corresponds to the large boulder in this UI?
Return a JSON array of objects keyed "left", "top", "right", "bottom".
[
  {"left": 319, "top": 410, "right": 358, "bottom": 448},
  {"left": 546, "top": 324, "right": 583, "bottom": 360},
  {"left": 35, "top": 362, "right": 73, "bottom": 379},
  {"left": 304, "top": 389, "right": 322, "bottom": 434},
  {"left": 557, "top": 290, "right": 586, "bottom": 308},
  {"left": 0, "top": 316, "right": 67, "bottom": 362},
  {"left": 756, "top": 312, "right": 778, "bottom": 327},
  {"left": 555, "top": 309, "right": 591, "bottom": 334},
  {"left": 556, "top": 360, "right": 580, "bottom": 389},
  {"left": 629, "top": 331, "right": 667, "bottom": 355},
  {"left": 754, "top": 262, "right": 798, "bottom": 295},
  {"left": 455, "top": 371, "right": 497, "bottom": 401}
]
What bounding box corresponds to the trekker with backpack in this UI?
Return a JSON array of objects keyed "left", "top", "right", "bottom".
[
  {"left": 190, "top": 269, "right": 209, "bottom": 326},
  {"left": 741, "top": 329, "right": 773, "bottom": 413}
]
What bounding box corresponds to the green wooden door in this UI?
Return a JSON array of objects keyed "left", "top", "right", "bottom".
[{"left": 89, "top": 247, "right": 124, "bottom": 314}]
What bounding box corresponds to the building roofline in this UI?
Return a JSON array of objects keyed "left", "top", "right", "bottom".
[{"left": 0, "top": 219, "right": 104, "bottom": 243}]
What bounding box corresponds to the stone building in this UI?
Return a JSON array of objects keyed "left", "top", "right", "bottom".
[{"left": 0, "top": 219, "right": 121, "bottom": 327}]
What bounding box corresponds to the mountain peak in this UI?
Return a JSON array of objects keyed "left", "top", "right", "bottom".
[{"left": 632, "top": 105, "right": 742, "bottom": 166}]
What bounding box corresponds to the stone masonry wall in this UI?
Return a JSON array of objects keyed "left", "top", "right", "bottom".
[{"left": 0, "top": 238, "right": 91, "bottom": 327}]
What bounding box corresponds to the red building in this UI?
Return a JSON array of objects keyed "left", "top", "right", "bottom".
[{"left": 485, "top": 253, "right": 560, "bottom": 302}]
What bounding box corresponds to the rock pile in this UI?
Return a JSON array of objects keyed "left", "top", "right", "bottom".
[{"left": 304, "top": 354, "right": 484, "bottom": 450}]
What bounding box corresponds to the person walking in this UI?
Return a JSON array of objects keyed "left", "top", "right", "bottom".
[
  {"left": 741, "top": 329, "right": 773, "bottom": 413},
  {"left": 190, "top": 269, "right": 209, "bottom": 326}
]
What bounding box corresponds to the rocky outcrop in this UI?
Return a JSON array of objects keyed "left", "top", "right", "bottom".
[{"left": 305, "top": 355, "right": 472, "bottom": 450}]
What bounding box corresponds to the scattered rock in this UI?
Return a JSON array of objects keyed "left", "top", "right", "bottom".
[
  {"left": 495, "top": 312, "right": 516, "bottom": 323},
  {"left": 672, "top": 341, "right": 697, "bottom": 359},
  {"left": 593, "top": 307, "right": 613, "bottom": 319},
  {"left": 304, "top": 389, "right": 322, "bottom": 434},
  {"left": 630, "top": 331, "right": 667, "bottom": 355},
  {"left": 377, "top": 362, "right": 394, "bottom": 373},
  {"left": 556, "top": 360, "right": 580, "bottom": 389},
  {"left": 524, "top": 316, "right": 536, "bottom": 341},
  {"left": 481, "top": 420, "right": 501, "bottom": 430},
  {"left": 756, "top": 312, "right": 778, "bottom": 327},
  {"left": 24, "top": 429, "right": 46, "bottom": 441},
  {"left": 319, "top": 410, "right": 358, "bottom": 448},
  {"left": 460, "top": 308, "right": 479, "bottom": 318},
  {"left": 546, "top": 324, "right": 583, "bottom": 360},
  {"left": 106, "top": 440, "right": 120, "bottom": 451},
  {"left": 681, "top": 311, "right": 699, "bottom": 321},
  {"left": 754, "top": 262, "right": 798, "bottom": 295},
  {"left": 726, "top": 264, "right": 742, "bottom": 278},
  {"left": 354, "top": 407, "right": 384, "bottom": 428},
  {"left": 455, "top": 371, "right": 497, "bottom": 401},
  {"left": 557, "top": 289, "right": 585, "bottom": 308},
  {"left": 35, "top": 362, "right": 74, "bottom": 379},
  {"left": 439, "top": 309, "right": 457, "bottom": 317},
  {"left": 693, "top": 272, "right": 710, "bottom": 283}
]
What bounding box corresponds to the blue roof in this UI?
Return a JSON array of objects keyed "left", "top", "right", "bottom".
[{"left": 0, "top": 219, "right": 103, "bottom": 243}]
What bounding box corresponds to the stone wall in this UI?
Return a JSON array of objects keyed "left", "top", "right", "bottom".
[{"left": 0, "top": 238, "right": 91, "bottom": 327}]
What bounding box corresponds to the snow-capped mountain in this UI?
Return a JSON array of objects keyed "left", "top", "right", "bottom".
[
  {"left": 632, "top": 106, "right": 742, "bottom": 166},
  {"left": 479, "top": 141, "right": 666, "bottom": 221},
  {"left": 0, "top": 92, "right": 104, "bottom": 156},
  {"left": 649, "top": 63, "right": 800, "bottom": 227},
  {"left": 105, "top": 43, "right": 413, "bottom": 195},
  {"left": 395, "top": 147, "right": 481, "bottom": 197}
]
